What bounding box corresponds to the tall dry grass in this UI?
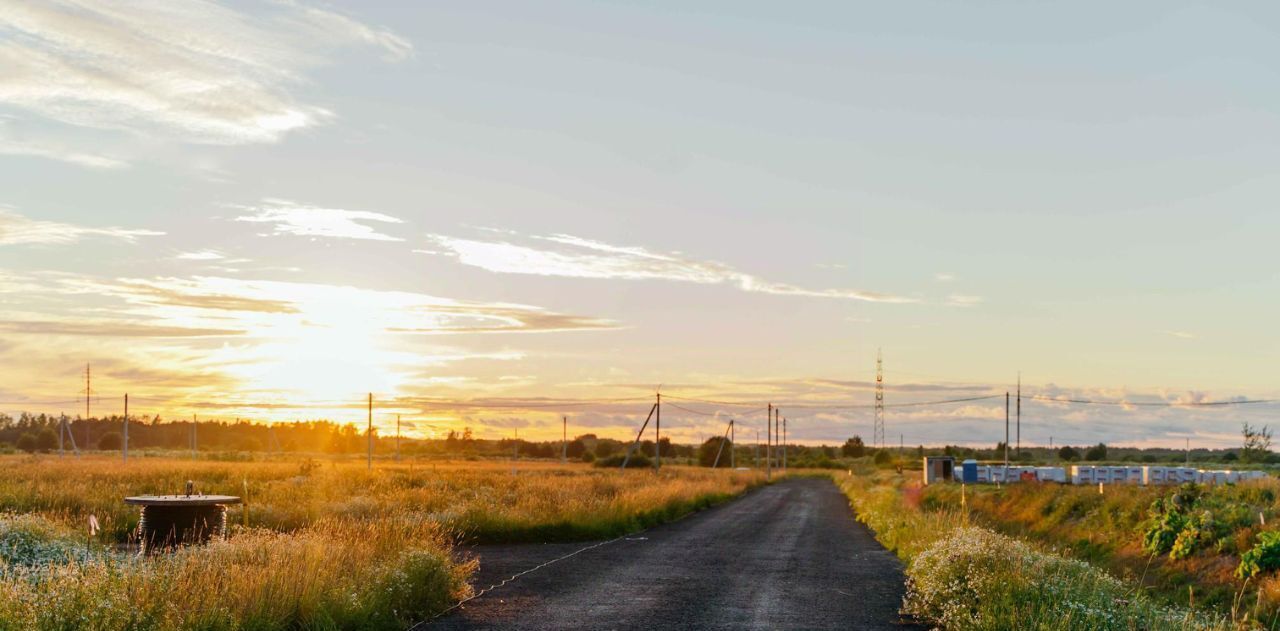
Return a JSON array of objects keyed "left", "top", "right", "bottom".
[{"left": 0, "top": 455, "right": 763, "bottom": 629}]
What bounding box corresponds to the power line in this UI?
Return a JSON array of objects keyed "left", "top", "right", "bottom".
[{"left": 1027, "top": 395, "right": 1280, "bottom": 407}]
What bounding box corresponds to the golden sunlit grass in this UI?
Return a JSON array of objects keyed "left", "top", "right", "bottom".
[{"left": 0, "top": 454, "right": 764, "bottom": 629}]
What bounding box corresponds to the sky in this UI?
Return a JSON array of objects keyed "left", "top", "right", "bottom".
[{"left": 0, "top": 1, "right": 1278, "bottom": 448}]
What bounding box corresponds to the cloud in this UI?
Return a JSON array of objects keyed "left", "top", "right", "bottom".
[
  {"left": 424, "top": 232, "right": 915, "bottom": 303},
  {"left": 0, "top": 0, "right": 411, "bottom": 146},
  {"left": 176, "top": 250, "right": 224, "bottom": 261},
  {"left": 0, "top": 207, "right": 163, "bottom": 245},
  {"left": 0, "top": 320, "right": 242, "bottom": 338},
  {"left": 945, "top": 294, "right": 983, "bottom": 307},
  {"left": 1165, "top": 330, "right": 1196, "bottom": 339},
  {"left": 234, "top": 199, "right": 404, "bottom": 241},
  {"left": 935, "top": 272, "right": 955, "bottom": 282},
  {"left": 0, "top": 136, "right": 128, "bottom": 169}
]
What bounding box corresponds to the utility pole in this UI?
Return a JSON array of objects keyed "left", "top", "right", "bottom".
[
  {"left": 84, "top": 363, "right": 91, "bottom": 449},
  {"left": 730, "top": 419, "right": 736, "bottom": 468},
  {"left": 123, "top": 393, "right": 128, "bottom": 463},
  {"left": 1004, "top": 392, "right": 1010, "bottom": 468},
  {"left": 1186, "top": 438, "right": 1190, "bottom": 465},
  {"left": 367, "top": 393, "right": 373, "bottom": 470},
  {"left": 562, "top": 416, "right": 568, "bottom": 464},
  {"left": 875, "top": 349, "right": 885, "bottom": 450},
  {"left": 655, "top": 392, "right": 661, "bottom": 471},
  {"left": 1016, "top": 373, "right": 1021, "bottom": 459},
  {"left": 766, "top": 404, "right": 772, "bottom": 480},
  {"left": 191, "top": 413, "right": 197, "bottom": 458},
  {"left": 782, "top": 417, "right": 788, "bottom": 471}
]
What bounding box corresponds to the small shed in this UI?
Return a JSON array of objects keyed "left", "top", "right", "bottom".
[{"left": 923, "top": 456, "right": 955, "bottom": 485}]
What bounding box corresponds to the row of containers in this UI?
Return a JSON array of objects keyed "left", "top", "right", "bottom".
[{"left": 922, "top": 456, "right": 1270, "bottom": 486}]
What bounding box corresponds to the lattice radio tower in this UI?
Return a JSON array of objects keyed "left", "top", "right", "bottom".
[{"left": 874, "top": 349, "right": 885, "bottom": 450}]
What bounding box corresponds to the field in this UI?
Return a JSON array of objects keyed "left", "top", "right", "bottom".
[
  {"left": 836, "top": 465, "right": 1280, "bottom": 629},
  {"left": 835, "top": 468, "right": 1235, "bottom": 630},
  {"left": 0, "top": 453, "right": 763, "bottom": 630}
]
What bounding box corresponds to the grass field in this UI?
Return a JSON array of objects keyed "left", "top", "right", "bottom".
[
  {"left": 921, "top": 476, "right": 1280, "bottom": 626},
  {"left": 0, "top": 453, "right": 764, "bottom": 630},
  {"left": 836, "top": 469, "right": 1232, "bottom": 630}
]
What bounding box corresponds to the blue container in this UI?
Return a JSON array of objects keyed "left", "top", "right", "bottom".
[{"left": 962, "top": 459, "right": 979, "bottom": 483}]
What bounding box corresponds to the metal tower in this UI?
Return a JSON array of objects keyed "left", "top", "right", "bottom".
[{"left": 874, "top": 349, "right": 885, "bottom": 450}]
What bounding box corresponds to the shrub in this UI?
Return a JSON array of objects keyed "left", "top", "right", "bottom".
[
  {"left": 873, "top": 450, "right": 892, "bottom": 465},
  {"left": 1239, "top": 530, "right": 1280, "bottom": 579},
  {"left": 14, "top": 434, "right": 36, "bottom": 453},
  {"left": 594, "top": 453, "right": 651, "bottom": 468},
  {"left": 97, "top": 432, "right": 122, "bottom": 450}
]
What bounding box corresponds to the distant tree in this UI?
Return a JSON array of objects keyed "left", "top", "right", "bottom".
[
  {"left": 15, "top": 433, "right": 37, "bottom": 453},
  {"left": 445, "top": 430, "right": 459, "bottom": 451},
  {"left": 1223, "top": 452, "right": 1239, "bottom": 463},
  {"left": 595, "top": 440, "right": 619, "bottom": 458},
  {"left": 873, "top": 450, "right": 893, "bottom": 466},
  {"left": 1085, "top": 443, "right": 1108, "bottom": 462},
  {"left": 97, "top": 432, "right": 122, "bottom": 451},
  {"left": 1242, "top": 424, "right": 1273, "bottom": 464},
  {"left": 698, "top": 437, "right": 733, "bottom": 467},
  {"left": 580, "top": 451, "right": 595, "bottom": 463},
  {"left": 566, "top": 439, "right": 587, "bottom": 459},
  {"left": 35, "top": 427, "right": 58, "bottom": 452},
  {"left": 842, "top": 436, "right": 866, "bottom": 458},
  {"left": 1057, "top": 445, "right": 1079, "bottom": 461}
]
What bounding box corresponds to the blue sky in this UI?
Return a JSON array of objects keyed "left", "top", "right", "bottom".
[{"left": 0, "top": 1, "right": 1277, "bottom": 447}]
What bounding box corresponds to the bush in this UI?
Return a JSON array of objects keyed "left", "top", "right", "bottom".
[
  {"left": 907, "top": 526, "right": 1218, "bottom": 629},
  {"left": 1239, "top": 530, "right": 1280, "bottom": 579},
  {"left": 1085, "top": 443, "right": 1107, "bottom": 461},
  {"left": 698, "top": 437, "right": 733, "bottom": 467},
  {"left": 35, "top": 428, "right": 58, "bottom": 452},
  {"left": 873, "top": 450, "right": 892, "bottom": 466},
  {"left": 1057, "top": 445, "right": 1079, "bottom": 461},
  {"left": 595, "top": 453, "right": 651, "bottom": 468},
  {"left": 580, "top": 451, "right": 595, "bottom": 463},
  {"left": 97, "top": 432, "right": 122, "bottom": 451},
  {"left": 15, "top": 434, "right": 36, "bottom": 453}
]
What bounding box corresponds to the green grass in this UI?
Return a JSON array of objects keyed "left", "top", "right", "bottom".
[{"left": 835, "top": 472, "right": 1227, "bottom": 630}]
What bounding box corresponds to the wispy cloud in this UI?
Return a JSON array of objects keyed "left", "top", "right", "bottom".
[
  {"left": 1165, "top": 330, "right": 1196, "bottom": 339},
  {"left": 234, "top": 199, "right": 404, "bottom": 241},
  {"left": 945, "top": 294, "right": 982, "bottom": 307},
  {"left": 935, "top": 272, "right": 955, "bottom": 282},
  {"left": 0, "top": 1, "right": 411, "bottom": 147},
  {"left": 0, "top": 207, "right": 162, "bottom": 245},
  {"left": 424, "top": 232, "right": 915, "bottom": 303},
  {"left": 176, "top": 250, "right": 225, "bottom": 261},
  {"left": 0, "top": 130, "right": 129, "bottom": 169}
]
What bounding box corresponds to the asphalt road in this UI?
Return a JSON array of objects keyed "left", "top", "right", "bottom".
[{"left": 428, "top": 477, "right": 920, "bottom": 630}]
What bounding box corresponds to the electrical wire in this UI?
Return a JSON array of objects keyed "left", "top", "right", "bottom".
[{"left": 1027, "top": 395, "right": 1280, "bottom": 407}]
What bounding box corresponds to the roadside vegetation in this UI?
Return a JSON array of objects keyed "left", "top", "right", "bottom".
[
  {"left": 836, "top": 469, "right": 1231, "bottom": 630},
  {"left": 0, "top": 454, "right": 762, "bottom": 629}
]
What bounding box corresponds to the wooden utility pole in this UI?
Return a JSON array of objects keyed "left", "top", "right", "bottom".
[
  {"left": 1016, "top": 373, "right": 1021, "bottom": 459},
  {"left": 730, "top": 419, "right": 735, "bottom": 468},
  {"left": 655, "top": 392, "right": 661, "bottom": 471},
  {"left": 766, "top": 404, "right": 772, "bottom": 480},
  {"left": 782, "top": 417, "right": 787, "bottom": 471},
  {"left": 84, "top": 363, "right": 91, "bottom": 449},
  {"left": 123, "top": 393, "right": 128, "bottom": 463},
  {"left": 367, "top": 393, "right": 373, "bottom": 470}
]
